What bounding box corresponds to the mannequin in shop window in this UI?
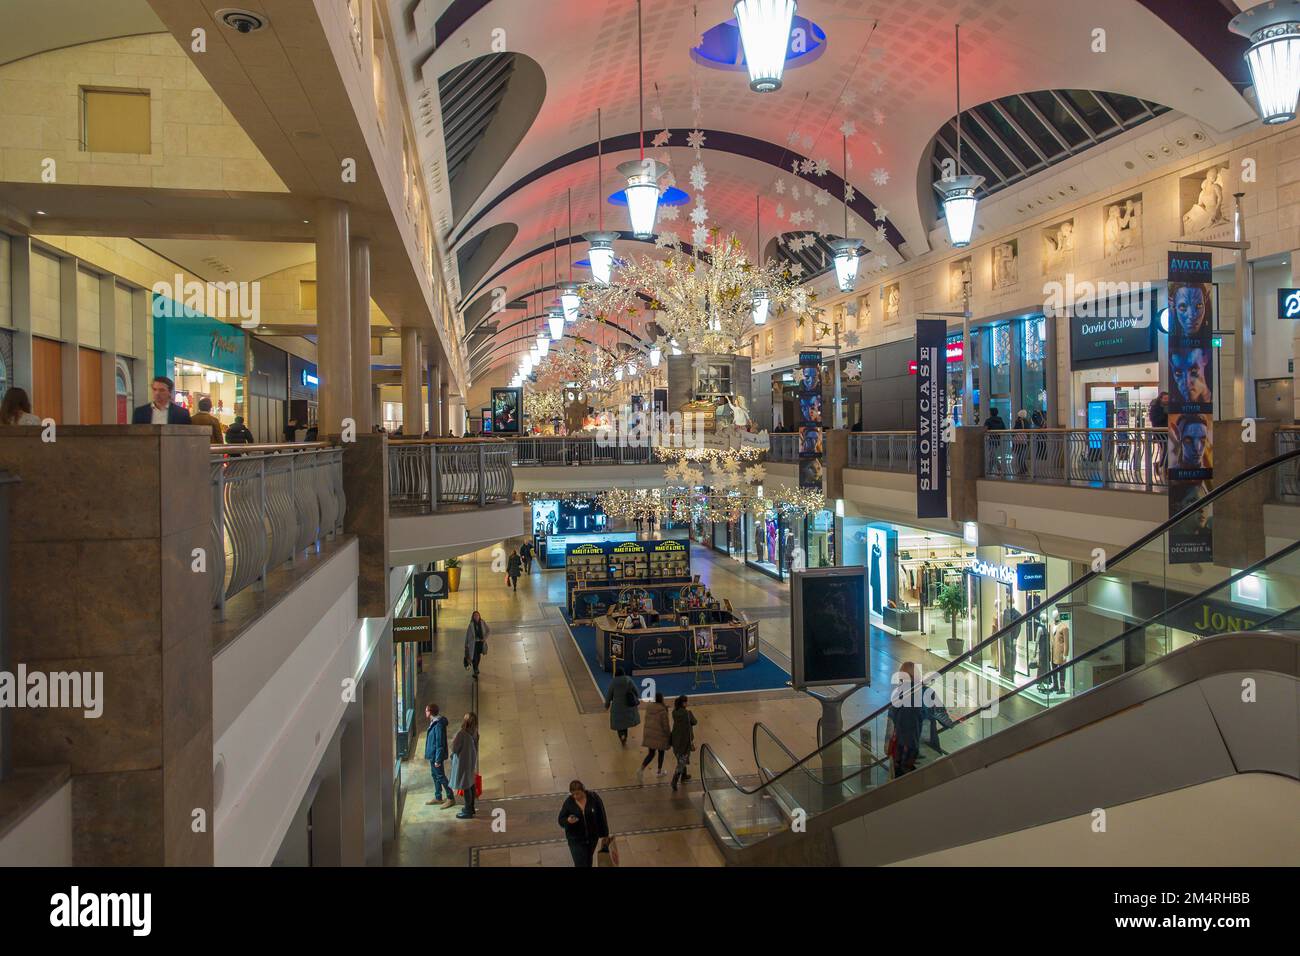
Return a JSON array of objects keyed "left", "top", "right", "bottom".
[
  {"left": 999, "top": 602, "right": 1021, "bottom": 679},
  {"left": 1034, "top": 612, "right": 1053, "bottom": 691},
  {"left": 869, "top": 540, "right": 883, "bottom": 618},
  {"left": 1049, "top": 610, "right": 1070, "bottom": 693}
]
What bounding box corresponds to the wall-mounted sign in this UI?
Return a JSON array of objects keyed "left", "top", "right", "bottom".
[
  {"left": 1016, "top": 562, "right": 1047, "bottom": 591},
  {"left": 790, "top": 566, "right": 869, "bottom": 689},
  {"left": 971, "top": 558, "right": 1018, "bottom": 586},
  {"left": 1167, "top": 251, "right": 1214, "bottom": 565},
  {"left": 1068, "top": 301, "right": 1156, "bottom": 370},
  {"left": 915, "top": 319, "right": 948, "bottom": 518},
  {"left": 301, "top": 369, "right": 319, "bottom": 388},
  {"left": 415, "top": 570, "right": 448, "bottom": 601},
  {"left": 490, "top": 387, "right": 522, "bottom": 434},
  {"left": 1278, "top": 288, "right": 1300, "bottom": 319},
  {"left": 906, "top": 339, "right": 963, "bottom": 375},
  {"left": 393, "top": 617, "right": 431, "bottom": 642}
]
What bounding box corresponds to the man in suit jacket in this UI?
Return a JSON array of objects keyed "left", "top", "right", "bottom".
[{"left": 132, "top": 376, "right": 192, "bottom": 425}]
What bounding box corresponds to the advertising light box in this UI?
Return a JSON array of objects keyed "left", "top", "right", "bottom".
[{"left": 790, "top": 566, "right": 869, "bottom": 689}]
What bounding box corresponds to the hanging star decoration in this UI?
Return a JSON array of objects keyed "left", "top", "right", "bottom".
[
  {"left": 689, "top": 201, "right": 709, "bottom": 225},
  {"left": 815, "top": 157, "right": 830, "bottom": 177},
  {"left": 659, "top": 205, "right": 680, "bottom": 222},
  {"left": 686, "top": 129, "right": 706, "bottom": 151},
  {"left": 651, "top": 129, "right": 672, "bottom": 147},
  {"left": 874, "top": 205, "right": 888, "bottom": 222},
  {"left": 691, "top": 224, "right": 709, "bottom": 248},
  {"left": 774, "top": 178, "right": 786, "bottom": 195},
  {"left": 839, "top": 119, "right": 857, "bottom": 137},
  {"left": 689, "top": 162, "right": 708, "bottom": 192},
  {"left": 844, "top": 183, "right": 857, "bottom": 203},
  {"left": 870, "top": 168, "right": 889, "bottom": 186}
]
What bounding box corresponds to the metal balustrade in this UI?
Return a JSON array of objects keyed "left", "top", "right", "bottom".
[
  {"left": 507, "top": 436, "right": 655, "bottom": 465},
  {"left": 1278, "top": 429, "right": 1300, "bottom": 502},
  {"left": 209, "top": 444, "right": 346, "bottom": 619},
  {"left": 983, "top": 428, "right": 1165, "bottom": 491},
  {"left": 766, "top": 433, "right": 800, "bottom": 463},
  {"left": 388, "top": 440, "right": 515, "bottom": 512},
  {"left": 846, "top": 432, "right": 917, "bottom": 473}
]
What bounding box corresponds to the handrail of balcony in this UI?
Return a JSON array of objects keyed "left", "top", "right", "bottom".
[
  {"left": 984, "top": 427, "right": 1166, "bottom": 491},
  {"left": 388, "top": 441, "right": 515, "bottom": 512},
  {"left": 1277, "top": 429, "right": 1300, "bottom": 502},
  {"left": 209, "top": 444, "right": 346, "bottom": 620},
  {"left": 507, "top": 435, "right": 656, "bottom": 466},
  {"left": 846, "top": 431, "right": 918, "bottom": 473}
]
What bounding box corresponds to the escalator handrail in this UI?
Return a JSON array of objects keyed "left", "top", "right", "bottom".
[{"left": 702, "top": 446, "right": 1300, "bottom": 807}]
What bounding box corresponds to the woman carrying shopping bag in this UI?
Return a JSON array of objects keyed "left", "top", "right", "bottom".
[
  {"left": 450, "top": 712, "right": 480, "bottom": 819},
  {"left": 558, "top": 779, "right": 611, "bottom": 867}
]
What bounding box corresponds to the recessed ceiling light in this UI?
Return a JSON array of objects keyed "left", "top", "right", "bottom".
[{"left": 35, "top": 210, "right": 46, "bottom": 215}]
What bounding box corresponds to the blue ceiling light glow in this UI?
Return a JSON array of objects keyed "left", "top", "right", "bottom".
[
  {"left": 608, "top": 186, "right": 690, "bottom": 207},
  {"left": 690, "top": 15, "right": 826, "bottom": 75}
]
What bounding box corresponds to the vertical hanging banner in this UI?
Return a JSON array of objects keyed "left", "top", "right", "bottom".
[
  {"left": 798, "top": 350, "right": 825, "bottom": 489},
  {"left": 1166, "top": 251, "right": 1214, "bottom": 563},
  {"left": 916, "top": 319, "right": 949, "bottom": 518}
]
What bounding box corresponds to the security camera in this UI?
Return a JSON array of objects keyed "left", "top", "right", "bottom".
[{"left": 217, "top": 9, "right": 267, "bottom": 34}]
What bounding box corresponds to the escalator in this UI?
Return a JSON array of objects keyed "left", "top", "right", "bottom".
[{"left": 700, "top": 450, "right": 1300, "bottom": 865}]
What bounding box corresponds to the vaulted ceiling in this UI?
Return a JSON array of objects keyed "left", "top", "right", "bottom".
[{"left": 397, "top": 0, "right": 1260, "bottom": 379}]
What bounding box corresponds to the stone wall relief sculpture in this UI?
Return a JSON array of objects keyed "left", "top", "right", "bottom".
[
  {"left": 949, "top": 257, "right": 972, "bottom": 304},
  {"left": 1042, "top": 219, "right": 1075, "bottom": 273},
  {"left": 883, "top": 283, "right": 900, "bottom": 325},
  {"left": 991, "top": 239, "right": 1018, "bottom": 290},
  {"left": 1103, "top": 194, "right": 1143, "bottom": 258},
  {"left": 1180, "top": 165, "right": 1230, "bottom": 236}
]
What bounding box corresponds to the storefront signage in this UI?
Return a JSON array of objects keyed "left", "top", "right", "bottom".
[
  {"left": 414, "top": 571, "right": 448, "bottom": 601},
  {"left": 152, "top": 293, "right": 247, "bottom": 379},
  {"left": 1166, "top": 251, "right": 1214, "bottom": 564},
  {"left": 652, "top": 540, "right": 686, "bottom": 552},
  {"left": 1131, "top": 582, "right": 1273, "bottom": 639},
  {"left": 1278, "top": 288, "right": 1300, "bottom": 319},
  {"left": 971, "top": 559, "right": 1017, "bottom": 586},
  {"left": 1068, "top": 300, "right": 1155, "bottom": 370},
  {"left": 611, "top": 541, "right": 648, "bottom": 555},
  {"left": 301, "top": 369, "right": 319, "bottom": 387},
  {"left": 915, "top": 319, "right": 948, "bottom": 518},
  {"left": 1016, "top": 562, "right": 1046, "bottom": 591},
  {"left": 393, "top": 616, "right": 431, "bottom": 642}
]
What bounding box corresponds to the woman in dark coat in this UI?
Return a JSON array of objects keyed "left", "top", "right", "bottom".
[
  {"left": 603, "top": 665, "right": 641, "bottom": 745},
  {"left": 449, "top": 712, "right": 479, "bottom": 819},
  {"left": 557, "top": 779, "right": 611, "bottom": 867},
  {"left": 887, "top": 662, "right": 923, "bottom": 778},
  {"left": 464, "top": 610, "right": 489, "bottom": 679},
  {"left": 669, "top": 695, "right": 698, "bottom": 791},
  {"left": 506, "top": 551, "right": 522, "bottom": 591}
]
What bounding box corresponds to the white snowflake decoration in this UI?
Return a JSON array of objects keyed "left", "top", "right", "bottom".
[
  {"left": 788, "top": 210, "right": 805, "bottom": 227},
  {"left": 873, "top": 205, "right": 888, "bottom": 221},
  {"left": 844, "top": 183, "right": 857, "bottom": 203},
  {"left": 790, "top": 158, "right": 800, "bottom": 174},
  {"left": 686, "top": 129, "right": 706, "bottom": 151},
  {"left": 815, "top": 219, "right": 829, "bottom": 235},
  {"left": 801, "top": 135, "right": 814, "bottom": 149},
  {"left": 791, "top": 182, "right": 801, "bottom": 200},
  {"left": 815, "top": 157, "right": 830, "bottom": 177},
  {"left": 689, "top": 202, "right": 709, "bottom": 225},
  {"left": 814, "top": 188, "right": 830, "bottom": 207},
  {"left": 743, "top": 464, "right": 767, "bottom": 485},
  {"left": 651, "top": 103, "right": 664, "bottom": 122},
  {"left": 873, "top": 140, "right": 884, "bottom": 155},
  {"left": 689, "top": 162, "right": 708, "bottom": 192},
  {"left": 799, "top": 158, "right": 816, "bottom": 175},
  {"left": 876, "top": 223, "right": 889, "bottom": 243},
  {"left": 843, "top": 331, "right": 861, "bottom": 348},
  {"left": 839, "top": 119, "right": 857, "bottom": 137},
  {"left": 875, "top": 254, "right": 889, "bottom": 269},
  {"left": 776, "top": 202, "right": 785, "bottom": 219},
  {"left": 789, "top": 261, "right": 805, "bottom": 278},
  {"left": 869, "top": 77, "right": 885, "bottom": 95},
  {"left": 786, "top": 129, "right": 801, "bottom": 146},
  {"left": 840, "top": 90, "right": 857, "bottom": 107},
  {"left": 652, "top": 129, "right": 672, "bottom": 147},
  {"left": 691, "top": 225, "right": 709, "bottom": 248},
  {"left": 774, "top": 178, "right": 786, "bottom": 195},
  {"left": 655, "top": 230, "right": 681, "bottom": 248},
  {"left": 659, "top": 205, "right": 680, "bottom": 222},
  {"left": 870, "top": 168, "right": 889, "bottom": 186}
]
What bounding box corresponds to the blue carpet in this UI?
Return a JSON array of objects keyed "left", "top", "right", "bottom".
[{"left": 559, "top": 608, "right": 791, "bottom": 698}]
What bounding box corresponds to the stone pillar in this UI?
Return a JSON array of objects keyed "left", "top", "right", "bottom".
[
  {"left": 2, "top": 426, "right": 214, "bottom": 864},
  {"left": 341, "top": 433, "right": 389, "bottom": 618},
  {"left": 948, "top": 426, "right": 983, "bottom": 523},
  {"left": 349, "top": 238, "right": 373, "bottom": 433},
  {"left": 316, "top": 199, "right": 352, "bottom": 436},
  {"left": 1212, "top": 418, "right": 1278, "bottom": 569},
  {"left": 824, "top": 429, "right": 848, "bottom": 500},
  {"left": 439, "top": 374, "right": 450, "bottom": 435},
  {"left": 427, "top": 362, "right": 439, "bottom": 438},
  {"left": 401, "top": 328, "right": 423, "bottom": 435}
]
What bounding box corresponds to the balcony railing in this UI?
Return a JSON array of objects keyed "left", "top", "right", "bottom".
[
  {"left": 507, "top": 435, "right": 655, "bottom": 465},
  {"left": 766, "top": 433, "right": 800, "bottom": 463},
  {"left": 984, "top": 428, "right": 1165, "bottom": 491},
  {"left": 388, "top": 440, "right": 514, "bottom": 512},
  {"left": 847, "top": 432, "right": 917, "bottom": 473},
  {"left": 209, "top": 444, "right": 346, "bottom": 619},
  {"left": 1278, "top": 429, "right": 1300, "bottom": 502}
]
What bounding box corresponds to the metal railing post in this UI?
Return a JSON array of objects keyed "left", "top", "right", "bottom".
[
  {"left": 214, "top": 462, "right": 227, "bottom": 617},
  {"left": 429, "top": 444, "right": 439, "bottom": 513},
  {"left": 287, "top": 454, "right": 297, "bottom": 566},
  {"left": 478, "top": 444, "right": 487, "bottom": 507},
  {"left": 258, "top": 457, "right": 269, "bottom": 589}
]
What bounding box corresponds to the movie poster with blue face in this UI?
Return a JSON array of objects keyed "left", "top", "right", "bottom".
[
  {"left": 1166, "top": 251, "right": 1214, "bottom": 563},
  {"left": 798, "top": 350, "right": 824, "bottom": 489}
]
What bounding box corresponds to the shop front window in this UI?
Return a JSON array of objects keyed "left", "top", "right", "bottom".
[
  {"left": 988, "top": 324, "right": 1013, "bottom": 424},
  {"left": 696, "top": 363, "right": 732, "bottom": 398},
  {"left": 946, "top": 333, "right": 965, "bottom": 426},
  {"left": 1020, "top": 315, "right": 1048, "bottom": 419}
]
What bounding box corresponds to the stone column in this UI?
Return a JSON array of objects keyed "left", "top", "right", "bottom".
[
  {"left": 1212, "top": 418, "right": 1278, "bottom": 569},
  {"left": 948, "top": 426, "right": 983, "bottom": 523},
  {"left": 401, "top": 328, "right": 423, "bottom": 435},
  {"left": 3, "top": 426, "right": 214, "bottom": 864},
  {"left": 316, "top": 200, "right": 352, "bottom": 436},
  {"left": 349, "top": 238, "right": 373, "bottom": 433},
  {"left": 427, "top": 361, "right": 439, "bottom": 438},
  {"left": 341, "top": 432, "right": 389, "bottom": 618},
  {"left": 439, "top": 374, "right": 450, "bottom": 435}
]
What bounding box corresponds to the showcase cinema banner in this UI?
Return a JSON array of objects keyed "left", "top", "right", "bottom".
[
  {"left": 1166, "top": 251, "right": 1214, "bottom": 563},
  {"left": 915, "top": 319, "right": 948, "bottom": 518},
  {"left": 798, "top": 350, "right": 825, "bottom": 489}
]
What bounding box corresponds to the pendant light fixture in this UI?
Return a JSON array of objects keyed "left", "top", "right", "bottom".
[
  {"left": 752, "top": 193, "right": 770, "bottom": 324},
  {"left": 648, "top": 343, "right": 662, "bottom": 367},
  {"left": 1231, "top": 1, "right": 1300, "bottom": 125},
  {"left": 547, "top": 306, "right": 566, "bottom": 341},
  {"left": 558, "top": 189, "right": 583, "bottom": 320},
  {"left": 618, "top": 0, "right": 668, "bottom": 237},
  {"left": 734, "top": 0, "right": 797, "bottom": 93},
  {"left": 935, "top": 24, "right": 984, "bottom": 248},
  {"left": 831, "top": 134, "right": 863, "bottom": 293},
  {"left": 584, "top": 108, "right": 620, "bottom": 284}
]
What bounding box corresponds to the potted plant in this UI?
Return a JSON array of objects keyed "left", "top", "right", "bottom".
[
  {"left": 445, "top": 557, "right": 461, "bottom": 593},
  {"left": 936, "top": 583, "right": 967, "bottom": 657}
]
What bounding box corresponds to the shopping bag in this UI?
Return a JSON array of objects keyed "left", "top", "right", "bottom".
[
  {"left": 596, "top": 836, "right": 620, "bottom": 867},
  {"left": 474, "top": 773, "right": 483, "bottom": 798}
]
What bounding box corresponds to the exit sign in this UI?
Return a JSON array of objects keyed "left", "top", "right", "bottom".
[{"left": 1211, "top": 335, "right": 1223, "bottom": 349}]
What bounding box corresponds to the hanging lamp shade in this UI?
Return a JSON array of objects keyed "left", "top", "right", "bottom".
[
  {"left": 617, "top": 159, "right": 669, "bottom": 237},
  {"left": 1231, "top": 1, "right": 1300, "bottom": 125},
  {"left": 583, "top": 231, "right": 620, "bottom": 284},
  {"left": 648, "top": 344, "right": 662, "bottom": 367},
  {"left": 734, "top": 0, "right": 797, "bottom": 93},
  {"left": 751, "top": 289, "right": 770, "bottom": 325},
  {"left": 614, "top": 364, "right": 624, "bottom": 381},
  {"left": 936, "top": 174, "right": 985, "bottom": 247},
  {"left": 670, "top": 338, "right": 683, "bottom": 356},
  {"left": 536, "top": 331, "right": 550, "bottom": 357},
  {"left": 557, "top": 281, "right": 583, "bottom": 322},
  {"left": 829, "top": 238, "right": 863, "bottom": 293},
  {"left": 547, "top": 306, "right": 566, "bottom": 341}
]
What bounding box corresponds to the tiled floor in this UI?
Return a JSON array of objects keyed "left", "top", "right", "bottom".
[{"left": 390, "top": 536, "right": 948, "bottom": 867}]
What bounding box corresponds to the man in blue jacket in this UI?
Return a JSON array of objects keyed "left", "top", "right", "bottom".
[{"left": 424, "top": 703, "right": 453, "bottom": 808}]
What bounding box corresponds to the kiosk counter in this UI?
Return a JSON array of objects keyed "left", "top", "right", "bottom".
[
  {"left": 595, "top": 609, "right": 760, "bottom": 676},
  {"left": 565, "top": 538, "right": 692, "bottom": 610}
]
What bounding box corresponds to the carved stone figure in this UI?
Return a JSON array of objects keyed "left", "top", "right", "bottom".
[
  {"left": 992, "top": 241, "right": 1018, "bottom": 289},
  {"left": 950, "top": 258, "right": 972, "bottom": 303},
  {"left": 1104, "top": 197, "right": 1142, "bottom": 257},
  {"left": 1043, "top": 220, "right": 1074, "bottom": 272},
  {"left": 884, "top": 284, "right": 900, "bottom": 324},
  {"left": 1182, "top": 168, "right": 1227, "bottom": 235}
]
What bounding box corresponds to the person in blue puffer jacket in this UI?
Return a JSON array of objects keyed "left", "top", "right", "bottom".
[{"left": 424, "top": 703, "right": 454, "bottom": 808}]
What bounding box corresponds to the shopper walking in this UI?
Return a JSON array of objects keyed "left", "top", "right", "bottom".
[
  {"left": 637, "top": 692, "right": 671, "bottom": 781},
  {"left": 506, "top": 550, "right": 522, "bottom": 591},
  {"left": 0, "top": 387, "right": 41, "bottom": 425},
  {"left": 886, "top": 661, "right": 923, "bottom": 778},
  {"left": 225, "top": 416, "right": 255, "bottom": 444},
  {"left": 424, "top": 703, "right": 454, "bottom": 807},
  {"left": 449, "top": 712, "right": 479, "bottom": 819},
  {"left": 669, "top": 695, "right": 698, "bottom": 791},
  {"left": 519, "top": 539, "right": 534, "bottom": 573},
  {"left": 557, "top": 779, "right": 611, "bottom": 867},
  {"left": 1149, "top": 391, "right": 1170, "bottom": 476},
  {"left": 464, "top": 610, "right": 489, "bottom": 678},
  {"left": 603, "top": 665, "right": 641, "bottom": 745},
  {"left": 190, "top": 397, "right": 225, "bottom": 444}
]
